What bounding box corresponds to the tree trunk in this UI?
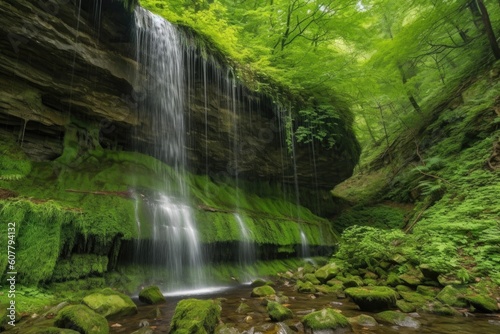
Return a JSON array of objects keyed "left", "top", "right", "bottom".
[{"left": 477, "top": 0, "right": 500, "bottom": 59}]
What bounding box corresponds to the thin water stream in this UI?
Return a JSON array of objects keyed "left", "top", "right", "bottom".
[{"left": 109, "top": 283, "right": 500, "bottom": 334}]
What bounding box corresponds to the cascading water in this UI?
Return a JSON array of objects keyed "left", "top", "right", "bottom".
[
  {"left": 133, "top": 7, "right": 203, "bottom": 290},
  {"left": 300, "top": 230, "right": 310, "bottom": 258},
  {"left": 234, "top": 214, "right": 255, "bottom": 266}
]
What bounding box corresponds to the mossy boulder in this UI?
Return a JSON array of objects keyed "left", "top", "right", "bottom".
[
  {"left": 170, "top": 299, "right": 221, "bottom": 334},
  {"left": 314, "top": 262, "right": 342, "bottom": 283},
  {"left": 139, "top": 286, "right": 166, "bottom": 305},
  {"left": 301, "top": 308, "right": 351, "bottom": 332},
  {"left": 267, "top": 301, "right": 293, "bottom": 321},
  {"left": 399, "top": 291, "right": 432, "bottom": 306},
  {"left": 54, "top": 305, "right": 109, "bottom": 334},
  {"left": 464, "top": 295, "right": 499, "bottom": 313},
  {"left": 338, "top": 275, "right": 363, "bottom": 288},
  {"left": 345, "top": 286, "right": 397, "bottom": 312},
  {"left": 348, "top": 314, "right": 377, "bottom": 327},
  {"left": 420, "top": 302, "right": 460, "bottom": 316},
  {"left": 416, "top": 285, "right": 439, "bottom": 297},
  {"left": 386, "top": 272, "right": 403, "bottom": 287},
  {"left": 251, "top": 285, "right": 276, "bottom": 297},
  {"left": 436, "top": 286, "right": 467, "bottom": 307},
  {"left": 315, "top": 284, "right": 343, "bottom": 294},
  {"left": 304, "top": 273, "right": 321, "bottom": 285},
  {"left": 82, "top": 288, "right": 137, "bottom": 319},
  {"left": 250, "top": 278, "right": 268, "bottom": 287},
  {"left": 396, "top": 300, "right": 417, "bottom": 313},
  {"left": 296, "top": 280, "right": 316, "bottom": 293},
  {"left": 376, "top": 311, "right": 421, "bottom": 329}
]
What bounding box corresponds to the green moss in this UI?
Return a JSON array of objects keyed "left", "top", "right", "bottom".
[
  {"left": 82, "top": 288, "right": 137, "bottom": 319},
  {"left": 376, "top": 311, "right": 421, "bottom": 328},
  {"left": 436, "top": 286, "right": 466, "bottom": 307},
  {"left": 267, "top": 301, "right": 293, "bottom": 321},
  {"left": 304, "top": 273, "right": 321, "bottom": 285},
  {"left": 345, "top": 286, "right": 398, "bottom": 312},
  {"left": 0, "top": 136, "right": 31, "bottom": 181},
  {"left": 25, "top": 327, "right": 80, "bottom": 334},
  {"left": 399, "top": 291, "right": 432, "bottom": 306},
  {"left": 420, "top": 302, "right": 460, "bottom": 316},
  {"left": 314, "top": 262, "right": 342, "bottom": 283},
  {"left": 333, "top": 204, "right": 407, "bottom": 231},
  {"left": 348, "top": 314, "right": 378, "bottom": 327},
  {"left": 251, "top": 285, "right": 276, "bottom": 297},
  {"left": 396, "top": 300, "right": 417, "bottom": 313},
  {"left": 416, "top": 285, "right": 439, "bottom": 297},
  {"left": 301, "top": 308, "right": 351, "bottom": 330},
  {"left": 52, "top": 255, "right": 108, "bottom": 281},
  {"left": 55, "top": 305, "right": 109, "bottom": 334},
  {"left": 295, "top": 280, "right": 316, "bottom": 294},
  {"left": 138, "top": 286, "right": 166, "bottom": 305},
  {"left": 170, "top": 299, "right": 220, "bottom": 334},
  {"left": 464, "top": 294, "right": 499, "bottom": 312}
]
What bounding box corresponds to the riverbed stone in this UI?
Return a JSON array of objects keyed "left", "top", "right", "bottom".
[
  {"left": 251, "top": 278, "right": 268, "bottom": 287},
  {"left": 348, "top": 314, "right": 378, "bottom": 327},
  {"left": 463, "top": 294, "right": 499, "bottom": 312},
  {"left": 420, "top": 302, "right": 460, "bottom": 316},
  {"left": 138, "top": 286, "right": 166, "bottom": 305},
  {"left": 345, "top": 286, "right": 397, "bottom": 312},
  {"left": 296, "top": 280, "right": 316, "bottom": 293},
  {"left": 302, "top": 308, "right": 351, "bottom": 333},
  {"left": 55, "top": 305, "right": 109, "bottom": 334},
  {"left": 304, "top": 273, "right": 321, "bottom": 285},
  {"left": 251, "top": 285, "right": 276, "bottom": 297},
  {"left": 396, "top": 300, "right": 417, "bottom": 313},
  {"left": 82, "top": 288, "right": 137, "bottom": 319},
  {"left": 314, "top": 262, "right": 342, "bottom": 283},
  {"left": 170, "top": 299, "right": 221, "bottom": 334},
  {"left": 267, "top": 301, "right": 294, "bottom": 321},
  {"left": 376, "top": 311, "right": 421, "bottom": 328},
  {"left": 416, "top": 285, "right": 439, "bottom": 297},
  {"left": 436, "top": 285, "right": 467, "bottom": 307}
]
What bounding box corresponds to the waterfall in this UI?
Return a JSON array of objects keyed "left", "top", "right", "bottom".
[
  {"left": 132, "top": 7, "right": 203, "bottom": 290},
  {"left": 234, "top": 213, "right": 255, "bottom": 282},
  {"left": 300, "top": 230, "right": 310, "bottom": 258}
]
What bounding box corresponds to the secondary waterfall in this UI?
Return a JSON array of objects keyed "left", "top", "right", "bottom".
[
  {"left": 133, "top": 7, "right": 203, "bottom": 290},
  {"left": 300, "top": 230, "right": 310, "bottom": 258}
]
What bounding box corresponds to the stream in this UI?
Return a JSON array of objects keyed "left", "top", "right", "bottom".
[{"left": 109, "top": 283, "right": 500, "bottom": 334}]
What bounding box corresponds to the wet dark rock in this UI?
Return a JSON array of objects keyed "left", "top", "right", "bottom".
[{"left": 345, "top": 286, "right": 398, "bottom": 312}]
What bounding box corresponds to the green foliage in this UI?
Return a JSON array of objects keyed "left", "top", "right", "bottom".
[
  {"left": 334, "top": 204, "right": 406, "bottom": 231},
  {"left": 0, "top": 136, "right": 31, "bottom": 180},
  {"left": 295, "top": 105, "right": 342, "bottom": 149}
]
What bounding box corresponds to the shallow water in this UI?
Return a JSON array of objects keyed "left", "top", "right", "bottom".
[{"left": 110, "top": 282, "right": 500, "bottom": 334}]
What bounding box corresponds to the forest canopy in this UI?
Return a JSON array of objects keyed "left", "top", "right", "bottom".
[{"left": 140, "top": 0, "right": 500, "bottom": 149}]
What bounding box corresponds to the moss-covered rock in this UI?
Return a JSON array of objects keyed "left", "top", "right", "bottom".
[
  {"left": 267, "top": 301, "right": 293, "bottom": 321},
  {"left": 138, "top": 286, "right": 166, "bottom": 305},
  {"left": 436, "top": 285, "right": 467, "bottom": 307},
  {"left": 416, "top": 285, "right": 439, "bottom": 297},
  {"left": 348, "top": 314, "right": 378, "bottom": 327},
  {"left": 315, "top": 284, "right": 343, "bottom": 294},
  {"left": 296, "top": 280, "right": 316, "bottom": 293},
  {"left": 314, "top": 262, "right": 342, "bottom": 283},
  {"left": 304, "top": 273, "right": 321, "bottom": 285},
  {"left": 301, "top": 308, "right": 351, "bottom": 332},
  {"left": 236, "top": 302, "right": 251, "bottom": 314},
  {"left": 54, "top": 305, "right": 109, "bottom": 334},
  {"left": 386, "top": 272, "right": 403, "bottom": 287},
  {"left": 376, "top": 311, "right": 421, "bottom": 328},
  {"left": 399, "top": 291, "right": 432, "bottom": 306},
  {"left": 82, "top": 288, "right": 137, "bottom": 319},
  {"left": 250, "top": 278, "right": 268, "bottom": 287},
  {"left": 338, "top": 275, "right": 363, "bottom": 288},
  {"left": 251, "top": 285, "right": 276, "bottom": 297},
  {"left": 464, "top": 294, "right": 499, "bottom": 312},
  {"left": 345, "top": 286, "right": 397, "bottom": 312},
  {"left": 420, "top": 302, "right": 460, "bottom": 316},
  {"left": 170, "top": 299, "right": 221, "bottom": 334},
  {"left": 396, "top": 300, "right": 417, "bottom": 313}
]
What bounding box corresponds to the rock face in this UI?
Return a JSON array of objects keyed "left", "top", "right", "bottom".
[{"left": 0, "top": 0, "right": 360, "bottom": 214}]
